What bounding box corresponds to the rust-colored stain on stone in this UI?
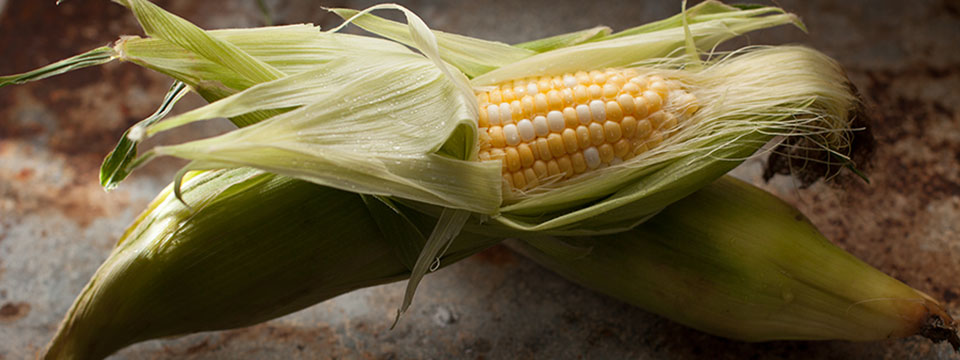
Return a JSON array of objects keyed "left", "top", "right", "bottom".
[
  {"left": 0, "top": 302, "right": 31, "bottom": 322},
  {"left": 152, "top": 323, "right": 340, "bottom": 358},
  {"left": 473, "top": 244, "right": 517, "bottom": 266}
]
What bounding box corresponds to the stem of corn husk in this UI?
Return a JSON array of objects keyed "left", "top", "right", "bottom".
[
  {"left": 509, "top": 176, "right": 959, "bottom": 347},
  {"left": 43, "top": 169, "right": 500, "bottom": 359}
]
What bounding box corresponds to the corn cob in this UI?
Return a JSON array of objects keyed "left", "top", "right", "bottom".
[
  {"left": 475, "top": 69, "right": 698, "bottom": 191},
  {"left": 2, "top": 0, "right": 956, "bottom": 358}
]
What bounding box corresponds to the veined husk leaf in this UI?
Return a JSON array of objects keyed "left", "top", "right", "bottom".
[
  {"left": 137, "top": 57, "right": 503, "bottom": 213},
  {"left": 469, "top": 5, "right": 801, "bottom": 85},
  {"left": 512, "top": 25, "right": 612, "bottom": 52},
  {"left": 0, "top": 46, "right": 116, "bottom": 87},
  {"left": 115, "top": 0, "right": 286, "bottom": 84},
  {"left": 107, "top": 0, "right": 504, "bottom": 213},
  {"left": 329, "top": 7, "right": 536, "bottom": 78},
  {"left": 509, "top": 176, "right": 958, "bottom": 346},
  {"left": 597, "top": 1, "right": 806, "bottom": 41},
  {"left": 44, "top": 168, "right": 502, "bottom": 360}
]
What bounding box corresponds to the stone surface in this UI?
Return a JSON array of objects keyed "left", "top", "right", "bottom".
[{"left": 0, "top": 0, "right": 958, "bottom": 359}]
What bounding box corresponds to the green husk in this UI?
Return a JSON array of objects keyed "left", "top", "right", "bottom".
[
  {"left": 511, "top": 176, "right": 959, "bottom": 345},
  {"left": 513, "top": 25, "right": 612, "bottom": 52},
  {"left": 44, "top": 168, "right": 500, "bottom": 359}
]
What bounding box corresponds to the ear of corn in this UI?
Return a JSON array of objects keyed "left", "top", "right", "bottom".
[
  {"left": 509, "top": 176, "right": 958, "bottom": 346},
  {"left": 6, "top": 1, "right": 952, "bottom": 358},
  {"left": 44, "top": 168, "right": 501, "bottom": 359}
]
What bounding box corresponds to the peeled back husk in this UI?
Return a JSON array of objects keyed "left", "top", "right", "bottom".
[{"left": 510, "top": 176, "right": 959, "bottom": 346}]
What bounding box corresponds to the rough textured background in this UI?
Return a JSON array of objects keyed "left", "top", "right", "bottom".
[{"left": 1, "top": 0, "right": 958, "bottom": 359}]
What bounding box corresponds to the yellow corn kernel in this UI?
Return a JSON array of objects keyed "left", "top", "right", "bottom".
[
  {"left": 523, "top": 168, "right": 539, "bottom": 188},
  {"left": 575, "top": 125, "right": 591, "bottom": 149},
  {"left": 478, "top": 106, "right": 490, "bottom": 128},
  {"left": 502, "top": 173, "right": 514, "bottom": 189},
  {"left": 512, "top": 171, "right": 527, "bottom": 190},
  {"left": 587, "top": 84, "right": 603, "bottom": 100},
  {"left": 511, "top": 100, "right": 523, "bottom": 120},
  {"left": 562, "top": 128, "right": 579, "bottom": 154},
  {"left": 603, "top": 121, "right": 622, "bottom": 142},
  {"left": 613, "top": 139, "right": 630, "bottom": 158},
  {"left": 504, "top": 146, "right": 522, "bottom": 172},
  {"left": 521, "top": 95, "right": 535, "bottom": 117},
  {"left": 598, "top": 143, "right": 615, "bottom": 164},
  {"left": 605, "top": 101, "right": 623, "bottom": 122},
  {"left": 588, "top": 123, "right": 605, "bottom": 146},
  {"left": 502, "top": 88, "right": 516, "bottom": 103},
  {"left": 534, "top": 93, "right": 549, "bottom": 114},
  {"left": 517, "top": 143, "right": 535, "bottom": 167},
  {"left": 536, "top": 138, "right": 553, "bottom": 161},
  {"left": 489, "top": 126, "right": 506, "bottom": 148},
  {"left": 546, "top": 159, "right": 562, "bottom": 177},
  {"left": 557, "top": 155, "right": 574, "bottom": 178},
  {"left": 575, "top": 71, "right": 590, "bottom": 85},
  {"left": 562, "top": 107, "right": 579, "bottom": 129},
  {"left": 602, "top": 84, "right": 619, "bottom": 99},
  {"left": 560, "top": 88, "right": 575, "bottom": 105},
  {"left": 621, "top": 116, "right": 638, "bottom": 138},
  {"left": 570, "top": 152, "right": 587, "bottom": 173},
  {"left": 532, "top": 160, "right": 548, "bottom": 179},
  {"left": 590, "top": 71, "right": 606, "bottom": 85},
  {"left": 608, "top": 74, "right": 626, "bottom": 88},
  {"left": 548, "top": 133, "right": 566, "bottom": 158},
  {"left": 489, "top": 89, "right": 502, "bottom": 104},
  {"left": 573, "top": 85, "right": 589, "bottom": 104},
  {"left": 643, "top": 90, "right": 662, "bottom": 113},
  {"left": 547, "top": 90, "right": 563, "bottom": 109}
]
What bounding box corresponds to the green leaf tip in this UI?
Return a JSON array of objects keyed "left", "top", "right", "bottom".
[
  {"left": 0, "top": 46, "right": 115, "bottom": 88},
  {"left": 394, "top": 208, "right": 471, "bottom": 329},
  {"left": 100, "top": 81, "right": 190, "bottom": 190}
]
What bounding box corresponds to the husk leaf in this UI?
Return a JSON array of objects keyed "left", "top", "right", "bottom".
[
  {"left": 44, "top": 169, "right": 501, "bottom": 359},
  {"left": 510, "top": 176, "right": 958, "bottom": 344}
]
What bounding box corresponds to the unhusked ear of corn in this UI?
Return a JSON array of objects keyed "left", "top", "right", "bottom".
[
  {"left": 509, "top": 176, "right": 959, "bottom": 346},
  {"left": 43, "top": 168, "right": 501, "bottom": 359}
]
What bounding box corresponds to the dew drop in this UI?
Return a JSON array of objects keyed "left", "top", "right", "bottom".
[{"left": 781, "top": 288, "right": 794, "bottom": 304}]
